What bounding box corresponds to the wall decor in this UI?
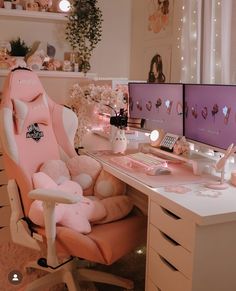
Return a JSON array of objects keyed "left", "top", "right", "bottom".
[
  {"left": 146, "top": 0, "right": 173, "bottom": 40},
  {"left": 144, "top": 44, "right": 171, "bottom": 82}
]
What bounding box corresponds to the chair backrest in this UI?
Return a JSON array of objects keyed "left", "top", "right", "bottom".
[{"left": 0, "top": 69, "right": 78, "bottom": 215}]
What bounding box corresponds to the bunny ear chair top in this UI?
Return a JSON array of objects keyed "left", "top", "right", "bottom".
[{"left": 206, "top": 143, "right": 236, "bottom": 190}]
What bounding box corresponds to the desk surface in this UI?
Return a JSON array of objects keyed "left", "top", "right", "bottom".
[{"left": 84, "top": 133, "right": 236, "bottom": 226}]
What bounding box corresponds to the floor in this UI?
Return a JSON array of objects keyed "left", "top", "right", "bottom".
[
  {"left": 94, "top": 245, "right": 146, "bottom": 291},
  {"left": 0, "top": 241, "right": 146, "bottom": 291}
]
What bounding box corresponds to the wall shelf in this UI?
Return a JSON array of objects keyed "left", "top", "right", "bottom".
[
  {"left": 0, "top": 8, "right": 67, "bottom": 22},
  {"left": 0, "top": 69, "right": 97, "bottom": 79}
]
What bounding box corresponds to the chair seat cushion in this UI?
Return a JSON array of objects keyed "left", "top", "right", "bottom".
[{"left": 38, "top": 214, "right": 147, "bottom": 265}]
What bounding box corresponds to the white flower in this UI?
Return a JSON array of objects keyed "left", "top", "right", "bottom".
[{"left": 67, "top": 83, "right": 128, "bottom": 147}]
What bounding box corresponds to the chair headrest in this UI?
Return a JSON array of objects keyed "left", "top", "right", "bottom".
[{"left": 2, "top": 69, "right": 46, "bottom": 109}]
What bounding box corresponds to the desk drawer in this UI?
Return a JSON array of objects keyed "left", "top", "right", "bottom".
[
  {"left": 0, "top": 226, "right": 11, "bottom": 243},
  {"left": 0, "top": 205, "right": 11, "bottom": 227},
  {"left": 147, "top": 278, "right": 161, "bottom": 291},
  {"left": 149, "top": 248, "right": 191, "bottom": 291},
  {"left": 150, "top": 201, "right": 195, "bottom": 251},
  {"left": 149, "top": 224, "right": 193, "bottom": 279},
  {"left": 0, "top": 170, "right": 8, "bottom": 185},
  {"left": 0, "top": 154, "right": 5, "bottom": 170},
  {"left": 0, "top": 185, "right": 9, "bottom": 206}
]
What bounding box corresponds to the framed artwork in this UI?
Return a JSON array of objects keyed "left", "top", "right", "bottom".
[
  {"left": 144, "top": 44, "right": 172, "bottom": 82},
  {"left": 146, "top": 0, "right": 174, "bottom": 40}
]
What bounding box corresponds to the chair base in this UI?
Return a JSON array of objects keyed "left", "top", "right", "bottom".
[{"left": 25, "top": 257, "right": 134, "bottom": 291}]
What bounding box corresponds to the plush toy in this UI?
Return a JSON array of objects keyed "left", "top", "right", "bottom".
[
  {"left": 29, "top": 157, "right": 134, "bottom": 233},
  {"left": 66, "top": 155, "right": 133, "bottom": 224},
  {"left": 67, "top": 155, "right": 102, "bottom": 196},
  {"left": 0, "top": 54, "right": 15, "bottom": 70},
  {"left": 29, "top": 161, "right": 107, "bottom": 234}
]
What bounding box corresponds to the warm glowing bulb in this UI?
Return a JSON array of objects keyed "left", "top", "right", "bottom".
[
  {"left": 150, "top": 130, "right": 159, "bottom": 142},
  {"left": 136, "top": 249, "right": 144, "bottom": 255},
  {"left": 58, "top": 0, "right": 71, "bottom": 12}
]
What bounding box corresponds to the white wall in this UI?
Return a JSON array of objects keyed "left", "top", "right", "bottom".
[
  {"left": 91, "top": 0, "right": 132, "bottom": 78},
  {"left": 129, "top": 0, "right": 183, "bottom": 82},
  {"left": 0, "top": 1, "right": 132, "bottom": 101},
  {"left": 0, "top": 1, "right": 132, "bottom": 79}
]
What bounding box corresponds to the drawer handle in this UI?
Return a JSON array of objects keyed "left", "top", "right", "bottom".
[
  {"left": 160, "top": 230, "right": 180, "bottom": 246},
  {"left": 161, "top": 206, "right": 180, "bottom": 220},
  {"left": 159, "top": 254, "right": 178, "bottom": 271}
]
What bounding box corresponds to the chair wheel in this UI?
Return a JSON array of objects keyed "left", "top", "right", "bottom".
[{"left": 37, "top": 258, "right": 48, "bottom": 268}]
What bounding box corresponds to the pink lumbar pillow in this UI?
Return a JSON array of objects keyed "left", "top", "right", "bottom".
[
  {"left": 66, "top": 155, "right": 134, "bottom": 222},
  {"left": 95, "top": 196, "right": 134, "bottom": 225},
  {"left": 93, "top": 169, "right": 126, "bottom": 199},
  {"left": 29, "top": 172, "right": 106, "bottom": 233},
  {"left": 66, "top": 155, "right": 102, "bottom": 196}
]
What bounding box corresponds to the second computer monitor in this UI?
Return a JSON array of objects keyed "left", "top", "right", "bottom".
[
  {"left": 128, "top": 82, "right": 184, "bottom": 135},
  {"left": 184, "top": 84, "right": 236, "bottom": 150}
]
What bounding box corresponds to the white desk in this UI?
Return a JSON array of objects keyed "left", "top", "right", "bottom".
[{"left": 84, "top": 133, "right": 236, "bottom": 291}]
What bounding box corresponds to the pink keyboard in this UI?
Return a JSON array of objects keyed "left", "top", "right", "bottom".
[{"left": 110, "top": 152, "right": 167, "bottom": 172}]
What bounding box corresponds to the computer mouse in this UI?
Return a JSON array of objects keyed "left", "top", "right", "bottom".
[{"left": 146, "top": 166, "right": 171, "bottom": 176}]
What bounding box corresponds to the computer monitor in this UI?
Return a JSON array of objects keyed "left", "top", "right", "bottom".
[
  {"left": 128, "top": 82, "right": 184, "bottom": 135},
  {"left": 184, "top": 84, "right": 236, "bottom": 151}
]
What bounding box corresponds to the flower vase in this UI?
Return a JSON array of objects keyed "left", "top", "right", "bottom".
[{"left": 111, "top": 128, "right": 127, "bottom": 154}]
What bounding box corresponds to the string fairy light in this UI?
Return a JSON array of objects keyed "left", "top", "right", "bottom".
[
  {"left": 178, "top": 0, "right": 200, "bottom": 83},
  {"left": 177, "top": 0, "right": 226, "bottom": 83},
  {"left": 210, "top": 0, "right": 221, "bottom": 83}
]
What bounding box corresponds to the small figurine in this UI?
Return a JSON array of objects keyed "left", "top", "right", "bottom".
[
  {"left": 173, "top": 136, "right": 190, "bottom": 156},
  {"left": 25, "top": 0, "right": 39, "bottom": 11},
  {"left": 38, "top": 0, "right": 52, "bottom": 11},
  {"left": 0, "top": 54, "right": 15, "bottom": 70}
]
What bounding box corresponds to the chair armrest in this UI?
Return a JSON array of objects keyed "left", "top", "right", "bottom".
[{"left": 28, "top": 188, "right": 80, "bottom": 204}]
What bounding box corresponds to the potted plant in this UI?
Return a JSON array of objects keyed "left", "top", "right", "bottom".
[
  {"left": 9, "top": 37, "right": 30, "bottom": 58},
  {"left": 65, "top": 0, "right": 103, "bottom": 73}
]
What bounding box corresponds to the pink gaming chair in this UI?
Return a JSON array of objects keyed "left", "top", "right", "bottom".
[{"left": 0, "top": 68, "right": 147, "bottom": 290}]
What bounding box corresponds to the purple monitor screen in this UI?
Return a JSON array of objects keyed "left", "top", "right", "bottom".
[
  {"left": 184, "top": 84, "right": 236, "bottom": 150},
  {"left": 128, "top": 83, "right": 184, "bottom": 135}
]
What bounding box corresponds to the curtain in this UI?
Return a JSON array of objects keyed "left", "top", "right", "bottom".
[
  {"left": 179, "top": 0, "right": 202, "bottom": 83},
  {"left": 202, "top": 0, "right": 232, "bottom": 83},
  {"left": 180, "top": 0, "right": 233, "bottom": 83}
]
